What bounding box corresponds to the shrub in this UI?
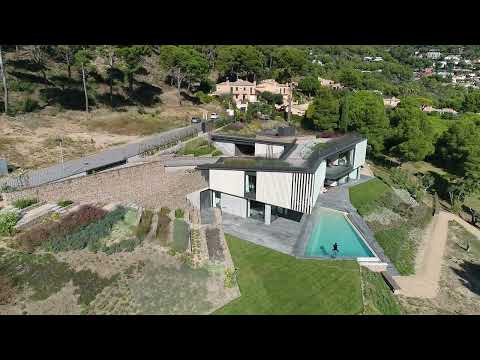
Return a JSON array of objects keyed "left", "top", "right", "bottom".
[
  {"left": 50, "top": 212, "right": 61, "bottom": 221},
  {"left": 0, "top": 184, "right": 18, "bottom": 193},
  {"left": 160, "top": 207, "right": 171, "bottom": 216},
  {"left": 214, "top": 117, "right": 232, "bottom": 129},
  {"left": 0, "top": 210, "right": 20, "bottom": 236},
  {"left": 15, "top": 205, "right": 108, "bottom": 253},
  {"left": 57, "top": 199, "right": 74, "bottom": 208},
  {"left": 175, "top": 208, "right": 184, "bottom": 219},
  {"left": 43, "top": 206, "right": 127, "bottom": 253},
  {"left": 103, "top": 238, "right": 142, "bottom": 255},
  {"left": 194, "top": 91, "right": 213, "bottom": 104},
  {"left": 211, "top": 149, "right": 223, "bottom": 156},
  {"left": 13, "top": 198, "right": 38, "bottom": 209},
  {"left": 20, "top": 98, "right": 40, "bottom": 113},
  {"left": 224, "top": 268, "right": 237, "bottom": 288}
]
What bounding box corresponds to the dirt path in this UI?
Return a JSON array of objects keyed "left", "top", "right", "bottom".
[{"left": 394, "top": 211, "right": 480, "bottom": 298}]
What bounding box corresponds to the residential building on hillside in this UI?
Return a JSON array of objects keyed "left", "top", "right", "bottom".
[
  {"left": 421, "top": 105, "right": 458, "bottom": 115},
  {"left": 318, "top": 77, "right": 344, "bottom": 90},
  {"left": 255, "top": 79, "right": 292, "bottom": 104},
  {"left": 211, "top": 78, "right": 294, "bottom": 111},
  {"left": 383, "top": 97, "right": 400, "bottom": 108},
  {"left": 190, "top": 133, "right": 367, "bottom": 224},
  {"left": 212, "top": 79, "right": 257, "bottom": 111},
  {"left": 425, "top": 51, "right": 442, "bottom": 59}
]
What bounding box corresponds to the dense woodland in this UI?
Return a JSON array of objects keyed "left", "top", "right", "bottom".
[{"left": 1, "top": 45, "right": 480, "bottom": 215}]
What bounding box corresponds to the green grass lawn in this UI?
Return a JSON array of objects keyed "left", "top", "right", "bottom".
[
  {"left": 214, "top": 234, "right": 364, "bottom": 315},
  {"left": 349, "top": 178, "right": 391, "bottom": 215},
  {"left": 361, "top": 268, "right": 401, "bottom": 315}
]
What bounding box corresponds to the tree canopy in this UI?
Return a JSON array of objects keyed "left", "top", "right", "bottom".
[
  {"left": 342, "top": 90, "right": 389, "bottom": 154},
  {"left": 305, "top": 87, "right": 340, "bottom": 130}
]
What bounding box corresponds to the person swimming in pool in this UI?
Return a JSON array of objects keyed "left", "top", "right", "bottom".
[{"left": 332, "top": 242, "right": 339, "bottom": 258}]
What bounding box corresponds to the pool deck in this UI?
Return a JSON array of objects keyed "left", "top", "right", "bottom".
[
  {"left": 218, "top": 175, "right": 399, "bottom": 276},
  {"left": 221, "top": 213, "right": 303, "bottom": 255},
  {"left": 293, "top": 175, "right": 399, "bottom": 276}
]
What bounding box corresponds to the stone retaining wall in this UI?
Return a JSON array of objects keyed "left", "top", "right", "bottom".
[{"left": 3, "top": 162, "right": 208, "bottom": 210}]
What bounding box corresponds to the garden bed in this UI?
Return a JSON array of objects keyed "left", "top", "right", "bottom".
[
  {"left": 156, "top": 212, "right": 171, "bottom": 246},
  {"left": 206, "top": 228, "right": 224, "bottom": 262},
  {"left": 14, "top": 204, "right": 108, "bottom": 253},
  {"left": 172, "top": 219, "right": 189, "bottom": 252}
]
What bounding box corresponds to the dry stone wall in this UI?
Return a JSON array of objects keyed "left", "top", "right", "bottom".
[{"left": 3, "top": 161, "right": 207, "bottom": 210}]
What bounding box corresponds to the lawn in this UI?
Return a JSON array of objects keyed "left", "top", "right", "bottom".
[
  {"left": 349, "top": 178, "right": 391, "bottom": 215},
  {"left": 361, "top": 268, "right": 402, "bottom": 315},
  {"left": 214, "top": 234, "right": 364, "bottom": 315}
]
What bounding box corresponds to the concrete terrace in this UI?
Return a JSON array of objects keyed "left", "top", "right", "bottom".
[{"left": 221, "top": 213, "right": 303, "bottom": 255}]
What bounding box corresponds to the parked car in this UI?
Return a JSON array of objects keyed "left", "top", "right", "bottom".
[
  {"left": 210, "top": 112, "right": 219, "bottom": 120},
  {"left": 191, "top": 117, "right": 201, "bottom": 124}
]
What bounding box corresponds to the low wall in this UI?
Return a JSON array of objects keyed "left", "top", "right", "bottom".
[{"left": 3, "top": 161, "right": 208, "bottom": 210}]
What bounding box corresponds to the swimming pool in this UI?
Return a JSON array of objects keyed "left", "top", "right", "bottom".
[{"left": 305, "top": 207, "right": 375, "bottom": 259}]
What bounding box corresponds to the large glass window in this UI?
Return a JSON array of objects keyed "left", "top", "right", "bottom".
[{"left": 245, "top": 172, "right": 257, "bottom": 199}]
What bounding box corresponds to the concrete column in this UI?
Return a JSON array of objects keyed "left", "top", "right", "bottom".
[{"left": 265, "top": 204, "right": 271, "bottom": 225}]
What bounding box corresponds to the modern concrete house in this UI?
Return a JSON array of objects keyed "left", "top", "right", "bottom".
[{"left": 191, "top": 133, "right": 367, "bottom": 225}]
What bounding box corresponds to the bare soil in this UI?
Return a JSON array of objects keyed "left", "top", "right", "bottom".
[
  {"left": 0, "top": 84, "right": 222, "bottom": 171},
  {"left": 398, "top": 219, "right": 480, "bottom": 314}
]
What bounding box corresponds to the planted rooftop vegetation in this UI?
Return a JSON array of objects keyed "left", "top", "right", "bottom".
[{"left": 176, "top": 138, "right": 222, "bottom": 157}]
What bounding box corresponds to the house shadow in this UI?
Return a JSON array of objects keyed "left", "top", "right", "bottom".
[{"left": 451, "top": 261, "right": 480, "bottom": 296}]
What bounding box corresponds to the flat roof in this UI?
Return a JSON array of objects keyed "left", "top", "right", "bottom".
[
  {"left": 211, "top": 133, "right": 296, "bottom": 146},
  {"left": 198, "top": 133, "right": 366, "bottom": 173}
]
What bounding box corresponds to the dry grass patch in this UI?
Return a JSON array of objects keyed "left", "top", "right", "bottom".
[{"left": 84, "top": 113, "right": 186, "bottom": 136}]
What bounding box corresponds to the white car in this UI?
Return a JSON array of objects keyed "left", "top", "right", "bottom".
[{"left": 210, "top": 113, "right": 219, "bottom": 120}]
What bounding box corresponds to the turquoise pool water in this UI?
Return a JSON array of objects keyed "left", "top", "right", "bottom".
[{"left": 305, "top": 208, "right": 374, "bottom": 258}]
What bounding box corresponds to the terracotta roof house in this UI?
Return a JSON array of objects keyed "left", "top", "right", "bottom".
[
  {"left": 212, "top": 79, "right": 258, "bottom": 110},
  {"left": 255, "top": 79, "right": 292, "bottom": 105}
]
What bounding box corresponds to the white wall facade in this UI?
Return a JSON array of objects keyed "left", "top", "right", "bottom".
[
  {"left": 353, "top": 139, "right": 367, "bottom": 169},
  {"left": 209, "top": 169, "right": 245, "bottom": 197},
  {"left": 213, "top": 141, "right": 236, "bottom": 156},
  {"left": 312, "top": 160, "right": 326, "bottom": 204},
  {"left": 220, "top": 193, "right": 247, "bottom": 218},
  {"left": 254, "top": 143, "right": 284, "bottom": 158},
  {"left": 349, "top": 168, "right": 359, "bottom": 180},
  {"left": 256, "top": 171, "right": 292, "bottom": 209}
]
